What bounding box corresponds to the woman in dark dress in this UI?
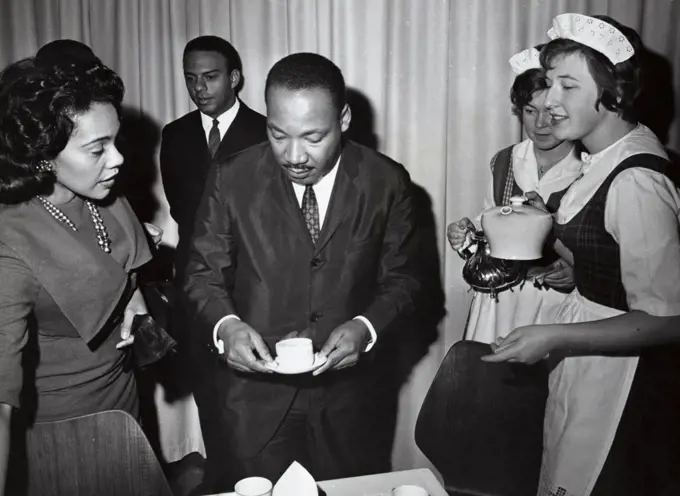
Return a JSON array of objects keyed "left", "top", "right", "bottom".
[{"left": 0, "top": 57, "right": 151, "bottom": 494}]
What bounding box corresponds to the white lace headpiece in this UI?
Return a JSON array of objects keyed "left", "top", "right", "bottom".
[
  {"left": 547, "top": 13, "right": 635, "bottom": 65},
  {"left": 509, "top": 47, "right": 541, "bottom": 75}
]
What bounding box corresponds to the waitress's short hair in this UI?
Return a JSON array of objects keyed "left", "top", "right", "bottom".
[{"left": 539, "top": 15, "right": 642, "bottom": 124}]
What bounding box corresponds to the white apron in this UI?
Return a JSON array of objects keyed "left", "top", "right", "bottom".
[
  {"left": 465, "top": 140, "right": 581, "bottom": 344},
  {"left": 537, "top": 290, "right": 638, "bottom": 496},
  {"left": 465, "top": 283, "right": 566, "bottom": 343}
]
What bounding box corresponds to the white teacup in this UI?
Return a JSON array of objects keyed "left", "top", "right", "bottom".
[
  {"left": 235, "top": 476, "right": 273, "bottom": 496},
  {"left": 392, "top": 485, "right": 429, "bottom": 496},
  {"left": 275, "top": 337, "right": 314, "bottom": 368}
]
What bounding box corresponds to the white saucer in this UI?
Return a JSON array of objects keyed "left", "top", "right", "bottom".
[{"left": 266, "top": 353, "right": 327, "bottom": 375}]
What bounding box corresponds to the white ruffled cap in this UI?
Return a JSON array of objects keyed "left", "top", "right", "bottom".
[{"left": 547, "top": 13, "right": 635, "bottom": 64}]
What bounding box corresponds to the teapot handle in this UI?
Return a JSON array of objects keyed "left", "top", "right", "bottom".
[
  {"left": 457, "top": 246, "right": 474, "bottom": 260},
  {"left": 457, "top": 229, "right": 483, "bottom": 260}
]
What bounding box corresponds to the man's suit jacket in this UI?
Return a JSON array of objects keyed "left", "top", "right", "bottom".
[
  {"left": 183, "top": 140, "right": 421, "bottom": 458},
  {"left": 160, "top": 101, "right": 267, "bottom": 243}
]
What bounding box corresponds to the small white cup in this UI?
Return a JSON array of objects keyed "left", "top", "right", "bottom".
[
  {"left": 234, "top": 476, "right": 273, "bottom": 496},
  {"left": 391, "top": 485, "right": 429, "bottom": 496},
  {"left": 275, "top": 337, "right": 314, "bottom": 368}
]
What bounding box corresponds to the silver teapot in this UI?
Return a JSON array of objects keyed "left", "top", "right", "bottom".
[{"left": 460, "top": 230, "right": 526, "bottom": 300}]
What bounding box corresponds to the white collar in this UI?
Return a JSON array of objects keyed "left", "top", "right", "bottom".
[
  {"left": 292, "top": 154, "right": 341, "bottom": 190},
  {"left": 199, "top": 98, "right": 240, "bottom": 129},
  {"left": 580, "top": 124, "right": 639, "bottom": 175},
  {"left": 511, "top": 139, "right": 582, "bottom": 198},
  {"left": 556, "top": 124, "right": 668, "bottom": 224}
]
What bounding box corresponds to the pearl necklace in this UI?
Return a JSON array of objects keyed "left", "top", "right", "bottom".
[{"left": 37, "top": 196, "right": 112, "bottom": 253}]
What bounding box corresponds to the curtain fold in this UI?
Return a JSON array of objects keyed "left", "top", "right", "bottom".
[{"left": 1, "top": 0, "right": 678, "bottom": 470}]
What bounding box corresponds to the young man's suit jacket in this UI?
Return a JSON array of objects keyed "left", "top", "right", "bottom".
[{"left": 160, "top": 101, "right": 267, "bottom": 245}]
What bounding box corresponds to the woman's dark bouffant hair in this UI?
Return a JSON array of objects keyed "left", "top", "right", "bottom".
[
  {"left": 0, "top": 58, "right": 124, "bottom": 204},
  {"left": 510, "top": 69, "right": 548, "bottom": 118},
  {"left": 539, "top": 15, "right": 643, "bottom": 124},
  {"left": 510, "top": 44, "right": 547, "bottom": 118}
]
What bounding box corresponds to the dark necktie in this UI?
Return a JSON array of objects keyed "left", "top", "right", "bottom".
[
  {"left": 208, "top": 118, "right": 221, "bottom": 157},
  {"left": 301, "top": 185, "right": 320, "bottom": 244}
]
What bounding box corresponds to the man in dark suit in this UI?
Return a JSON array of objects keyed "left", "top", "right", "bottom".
[
  {"left": 183, "top": 52, "right": 420, "bottom": 491},
  {"left": 159, "top": 36, "right": 265, "bottom": 491},
  {"left": 161, "top": 35, "right": 266, "bottom": 252}
]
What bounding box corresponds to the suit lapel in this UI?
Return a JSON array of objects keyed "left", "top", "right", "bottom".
[
  {"left": 315, "top": 153, "right": 357, "bottom": 254},
  {"left": 214, "top": 102, "right": 266, "bottom": 164},
  {"left": 215, "top": 103, "right": 247, "bottom": 163},
  {"left": 262, "top": 144, "right": 359, "bottom": 251},
  {"left": 263, "top": 153, "right": 314, "bottom": 247},
  {"left": 186, "top": 111, "right": 212, "bottom": 167}
]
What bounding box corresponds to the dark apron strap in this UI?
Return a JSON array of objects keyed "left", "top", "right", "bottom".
[{"left": 491, "top": 145, "right": 520, "bottom": 206}]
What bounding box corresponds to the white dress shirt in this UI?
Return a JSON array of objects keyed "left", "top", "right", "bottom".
[
  {"left": 556, "top": 124, "right": 680, "bottom": 316},
  {"left": 213, "top": 155, "right": 378, "bottom": 355},
  {"left": 199, "top": 98, "right": 240, "bottom": 145},
  {"left": 475, "top": 138, "right": 583, "bottom": 223},
  {"left": 290, "top": 158, "right": 339, "bottom": 228}
]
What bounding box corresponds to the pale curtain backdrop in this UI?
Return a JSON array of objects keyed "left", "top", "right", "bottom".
[{"left": 1, "top": 0, "right": 679, "bottom": 471}]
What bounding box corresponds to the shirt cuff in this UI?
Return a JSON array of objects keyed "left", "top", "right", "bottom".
[
  {"left": 353, "top": 316, "right": 377, "bottom": 352},
  {"left": 213, "top": 314, "right": 241, "bottom": 354}
]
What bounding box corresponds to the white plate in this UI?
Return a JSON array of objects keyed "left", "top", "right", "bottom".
[{"left": 266, "top": 353, "right": 327, "bottom": 374}]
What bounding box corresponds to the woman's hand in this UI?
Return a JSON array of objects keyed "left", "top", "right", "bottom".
[
  {"left": 116, "top": 288, "right": 148, "bottom": 349},
  {"left": 542, "top": 258, "right": 575, "bottom": 291},
  {"left": 525, "top": 191, "right": 549, "bottom": 213},
  {"left": 481, "top": 324, "right": 562, "bottom": 364},
  {"left": 143, "top": 222, "right": 163, "bottom": 249},
  {"left": 528, "top": 258, "right": 575, "bottom": 291},
  {"left": 447, "top": 217, "right": 475, "bottom": 251}
]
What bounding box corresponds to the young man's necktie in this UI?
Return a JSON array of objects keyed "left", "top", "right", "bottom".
[{"left": 208, "top": 119, "right": 220, "bottom": 157}]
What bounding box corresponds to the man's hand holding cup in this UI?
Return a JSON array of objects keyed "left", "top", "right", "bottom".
[{"left": 217, "top": 319, "right": 274, "bottom": 373}]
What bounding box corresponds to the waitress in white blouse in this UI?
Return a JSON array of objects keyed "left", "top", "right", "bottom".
[
  {"left": 448, "top": 46, "right": 582, "bottom": 344},
  {"left": 484, "top": 14, "right": 680, "bottom": 496}
]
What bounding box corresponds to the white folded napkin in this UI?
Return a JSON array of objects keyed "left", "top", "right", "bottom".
[{"left": 273, "top": 461, "right": 318, "bottom": 496}]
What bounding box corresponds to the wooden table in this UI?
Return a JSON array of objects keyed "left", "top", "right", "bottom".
[{"left": 211, "top": 468, "right": 447, "bottom": 496}]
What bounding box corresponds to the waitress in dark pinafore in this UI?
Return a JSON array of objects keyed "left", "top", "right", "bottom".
[{"left": 484, "top": 14, "right": 680, "bottom": 496}]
